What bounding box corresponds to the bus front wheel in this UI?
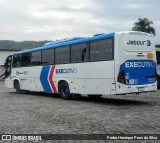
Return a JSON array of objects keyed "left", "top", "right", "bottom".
[
  {"left": 59, "top": 81, "right": 71, "bottom": 100},
  {"left": 14, "top": 81, "right": 22, "bottom": 93}
]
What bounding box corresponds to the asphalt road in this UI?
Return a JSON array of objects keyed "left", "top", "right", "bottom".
[{"left": 0, "top": 81, "right": 160, "bottom": 143}]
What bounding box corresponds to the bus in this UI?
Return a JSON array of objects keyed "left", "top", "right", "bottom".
[
  {"left": 156, "top": 46, "right": 160, "bottom": 88},
  {"left": 4, "top": 31, "right": 157, "bottom": 99}
]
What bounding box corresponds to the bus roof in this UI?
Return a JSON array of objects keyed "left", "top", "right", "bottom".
[
  {"left": 9, "top": 32, "right": 115, "bottom": 56},
  {"left": 8, "top": 31, "right": 152, "bottom": 56}
]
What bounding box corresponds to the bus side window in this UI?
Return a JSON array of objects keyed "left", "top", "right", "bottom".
[
  {"left": 90, "top": 39, "right": 113, "bottom": 61},
  {"left": 55, "top": 46, "right": 70, "bottom": 64},
  {"left": 31, "top": 51, "right": 42, "bottom": 65},
  {"left": 71, "top": 43, "right": 89, "bottom": 63},
  {"left": 106, "top": 39, "right": 114, "bottom": 60},
  {"left": 42, "top": 49, "right": 55, "bottom": 64},
  {"left": 21, "top": 53, "right": 31, "bottom": 67},
  {"left": 13, "top": 54, "right": 21, "bottom": 68}
]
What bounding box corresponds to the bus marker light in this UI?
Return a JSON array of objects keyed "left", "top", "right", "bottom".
[{"left": 147, "top": 53, "right": 153, "bottom": 59}]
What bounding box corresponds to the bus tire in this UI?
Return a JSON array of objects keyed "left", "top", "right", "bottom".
[
  {"left": 15, "top": 81, "right": 22, "bottom": 93},
  {"left": 59, "top": 81, "right": 71, "bottom": 100}
]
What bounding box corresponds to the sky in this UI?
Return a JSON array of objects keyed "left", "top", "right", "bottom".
[{"left": 0, "top": 0, "right": 159, "bottom": 44}]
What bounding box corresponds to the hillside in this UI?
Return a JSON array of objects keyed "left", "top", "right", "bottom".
[{"left": 0, "top": 40, "right": 51, "bottom": 51}]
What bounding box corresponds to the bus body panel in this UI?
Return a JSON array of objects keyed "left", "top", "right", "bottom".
[
  {"left": 9, "top": 66, "right": 43, "bottom": 91},
  {"left": 42, "top": 61, "right": 114, "bottom": 95},
  {"left": 5, "top": 79, "right": 14, "bottom": 89},
  {"left": 115, "top": 32, "right": 157, "bottom": 94},
  {"left": 6, "top": 61, "right": 115, "bottom": 95}
]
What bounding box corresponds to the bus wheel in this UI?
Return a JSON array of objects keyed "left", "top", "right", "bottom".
[
  {"left": 59, "top": 81, "right": 71, "bottom": 100},
  {"left": 15, "top": 81, "right": 21, "bottom": 93}
]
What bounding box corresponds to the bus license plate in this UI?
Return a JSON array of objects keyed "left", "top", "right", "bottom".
[{"left": 138, "top": 87, "right": 145, "bottom": 91}]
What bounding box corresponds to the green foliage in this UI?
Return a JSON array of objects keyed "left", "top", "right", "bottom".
[
  {"left": 132, "top": 18, "right": 156, "bottom": 35},
  {"left": 0, "top": 40, "right": 51, "bottom": 51}
]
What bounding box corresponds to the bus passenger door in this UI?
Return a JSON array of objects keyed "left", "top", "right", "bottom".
[
  {"left": 5, "top": 55, "right": 12, "bottom": 79},
  {"left": 5, "top": 55, "right": 13, "bottom": 88}
]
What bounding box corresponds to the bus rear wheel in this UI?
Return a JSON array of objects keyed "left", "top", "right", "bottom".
[{"left": 59, "top": 81, "right": 72, "bottom": 100}]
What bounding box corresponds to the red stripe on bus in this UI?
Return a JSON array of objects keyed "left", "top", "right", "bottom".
[{"left": 49, "top": 65, "right": 57, "bottom": 93}]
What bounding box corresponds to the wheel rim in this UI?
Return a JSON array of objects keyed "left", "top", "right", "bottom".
[
  {"left": 61, "top": 86, "right": 68, "bottom": 97},
  {"left": 16, "top": 83, "right": 20, "bottom": 92}
]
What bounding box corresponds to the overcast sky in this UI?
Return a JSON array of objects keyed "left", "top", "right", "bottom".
[{"left": 0, "top": 0, "right": 159, "bottom": 44}]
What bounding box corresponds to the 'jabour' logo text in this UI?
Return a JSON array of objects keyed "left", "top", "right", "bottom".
[{"left": 127, "top": 40, "right": 151, "bottom": 46}]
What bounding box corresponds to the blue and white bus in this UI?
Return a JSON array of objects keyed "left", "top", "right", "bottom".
[{"left": 5, "top": 31, "right": 157, "bottom": 99}]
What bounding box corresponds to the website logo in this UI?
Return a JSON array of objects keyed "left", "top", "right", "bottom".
[{"left": 2, "top": 135, "right": 11, "bottom": 141}]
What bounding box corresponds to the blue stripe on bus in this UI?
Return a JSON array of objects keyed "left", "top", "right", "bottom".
[{"left": 40, "top": 65, "right": 52, "bottom": 93}]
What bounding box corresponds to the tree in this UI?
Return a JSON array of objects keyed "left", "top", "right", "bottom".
[{"left": 132, "top": 18, "right": 155, "bottom": 35}]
